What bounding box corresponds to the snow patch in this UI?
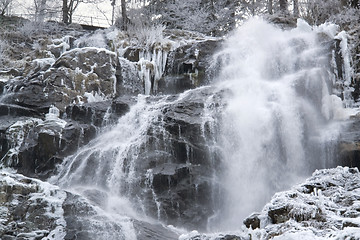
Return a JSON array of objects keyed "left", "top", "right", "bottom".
[
  {"left": 84, "top": 91, "right": 107, "bottom": 102},
  {"left": 45, "top": 105, "right": 67, "bottom": 129}
]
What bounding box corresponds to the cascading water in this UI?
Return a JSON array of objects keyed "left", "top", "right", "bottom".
[
  {"left": 51, "top": 87, "right": 224, "bottom": 234},
  {"left": 209, "top": 18, "right": 350, "bottom": 230},
  {"left": 49, "top": 17, "right": 352, "bottom": 237}
]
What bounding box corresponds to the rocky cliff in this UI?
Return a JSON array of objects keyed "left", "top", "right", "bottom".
[{"left": 0, "top": 15, "right": 359, "bottom": 240}]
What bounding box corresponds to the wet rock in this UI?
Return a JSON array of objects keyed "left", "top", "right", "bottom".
[
  {"left": 338, "top": 119, "right": 360, "bottom": 168},
  {"left": 133, "top": 220, "right": 179, "bottom": 240},
  {"left": 62, "top": 189, "right": 180, "bottom": 240},
  {"left": 0, "top": 170, "right": 180, "bottom": 240},
  {"left": 116, "top": 58, "right": 144, "bottom": 95},
  {"left": 123, "top": 47, "right": 141, "bottom": 62},
  {"left": 159, "top": 39, "right": 222, "bottom": 94},
  {"left": 0, "top": 116, "right": 97, "bottom": 179},
  {"left": 128, "top": 87, "right": 225, "bottom": 230},
  {"left": 268, "top": 206, "right": 290, "bottom": 224},
  {"left": 65, "top": 100, "right": 129, "bottom": 127},
  {"left": 0, "top": 104, "right": 41, "bottom": 118},
  {"left": 243, "top": 213, "right": 261, "bottom": 229},
  {"left": 266, "top": 14, "right": 298, "bottom": 29},
  {"left": 182, "top": 232, "right": 248, "bottom": 240}
]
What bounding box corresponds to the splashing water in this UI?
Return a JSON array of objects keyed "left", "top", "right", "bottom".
[
  {"left": 50, "top": 17, "right": 352, "bottom": 236},
  {"left": 209, "top": 18, "right": 349, "bottom": 230}
]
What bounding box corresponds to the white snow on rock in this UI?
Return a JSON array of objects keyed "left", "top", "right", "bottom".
[
  {"left": 3, "top": 118, "right": 43, "bottom": 165},
  {"left": 0, "top": 170, "right": 66, "bottom": 240},
  {"left": 252, "top": 166, "right": 360, "bottom": 239},
  {"left": 180, "top": 167, "right": 360, "bottom": 240}
]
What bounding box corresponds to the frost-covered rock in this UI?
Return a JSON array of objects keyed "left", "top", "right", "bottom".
[
  {"left": 181, "top": 167, "right": 360, "bottom": 239},
  {"left": 0, "top": 170, "right": 66, "bottom": 240},
  {"left": 243, "top": 166, "right": 360, "bottom": 239},
  {"left": 0, "top": 114, "right": 96, "bottom": 179},
  {"left": 1, "top": 47, "right": 119, "bottom": 112},
  {"left": 49, "top": 47, "right": 118, "bottom": 104},
  {"left": 0, "top": 170, "right": 179, "bottom": 240}
]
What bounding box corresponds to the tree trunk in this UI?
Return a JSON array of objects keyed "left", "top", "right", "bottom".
[
  {"left": 38, "top": 0, "right": 47, "bottom": 22},
  {"left": 279, "top": 0, "right": 287, "bottom": 13},
  {"left": 268, "top": 0, "right": 273, "bottom": 14},
  {"left": 293, "top": 0, "right": 299, "bottom": 16},
  {"left": 121, "top": 0, "right": 128, "bottom": 30},
  {"left": 62, "top": 0, "right": 69, "bottom": 24}
]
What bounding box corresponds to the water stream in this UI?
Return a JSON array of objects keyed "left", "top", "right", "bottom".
[
  {"left": 50, "top": 18, "right": 351, "bottom": 237},
  {"left": 208, "top": 18, "right": 349, "bottom": 230}
]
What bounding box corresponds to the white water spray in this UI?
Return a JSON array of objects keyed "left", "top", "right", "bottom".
[
  {"left": 208, "top": 18, "right": 349, "bottom": 230},
  {"left": 48, "top": 18, "right": 353, "bottom": 236}
]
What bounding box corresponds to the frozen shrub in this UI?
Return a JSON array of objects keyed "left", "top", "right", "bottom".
[
  {"left": 19, "top": 21, "right": 45, "bottom": 37},
  {"left": 116, "top": 9, "right": 166, "bottom": 47},
  {"left": 74, "top": 31, "right": 108, "bottom": 48},
  {"left": 0, "top": 38, "right": 8, "bottom": 65}
]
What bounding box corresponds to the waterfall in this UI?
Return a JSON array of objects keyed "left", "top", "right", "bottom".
[
  {"left": 51, "top": 87, "right": 223, "bottom": 233},
  {"left": 49, "top": 17, "right": 352, "bottom": 236},
  {"left": 209, "top": 18, "right": 349, "bottom": 230}
]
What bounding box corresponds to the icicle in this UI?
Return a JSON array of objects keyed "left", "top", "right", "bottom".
[{"left": 335, "top": 31, "right": 354, "bottom": 108}]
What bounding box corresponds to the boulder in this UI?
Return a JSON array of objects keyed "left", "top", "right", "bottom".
[
  {"left": 2, "top": 47, "right": 119, "bottom": 112},
  {"left": 0, "top": 116, "right": 97, "bottom": 179},
  {"left": 243, "top": 213, "right": 261, "bottom": 229}
]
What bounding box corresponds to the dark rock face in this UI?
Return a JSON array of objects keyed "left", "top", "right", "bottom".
[
  {"left": 243, "top": 213, "right": 261, "bottom": 229},
  {"left": 125, "top": 87, "right": 225, "bottom": 230},
  {"left": 0, "top": 171, "right": 179, "bottom": 240},
  {"left": 65, "top": 100, "right": 130, "bottom": 127},
  {"left": 338, "top": 119, "right": 360, "bottom": 168},
  {"left": 159, "top": 40, "right": 222, "bottom": 94},
  {"left": 0, "top": 116, "right": 97, "bottom": 180},
  {"left": 0, "top": 98, "right": 129, "bottom": 180}
]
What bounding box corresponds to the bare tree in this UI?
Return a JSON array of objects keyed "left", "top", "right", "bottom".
[
  {"left": 62, "top": 0, "right": 106, "bottom": 24},
  {"left": 62, "top": 0, "right": 80, "bottom": 24},
  {"left": 111, "top": 0, "right": 115, "bottom": 25},
  {"left": 268, "top": 0, "right": 273, "bottom": 14},
  {"left": 293, "top": 0, "right": 299, "bottom": 16},
  {"left": 34, "top": 0, "right": 47, "bottom": 22},
  {"left": 0, "top": 0, "right": 11, "bottom": 16},
  {"left": 120, "top": 0, "right": 129, "bottom": 30},
  {"left": 279, "top": 0, "right": 287, "bottom": 12}
]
